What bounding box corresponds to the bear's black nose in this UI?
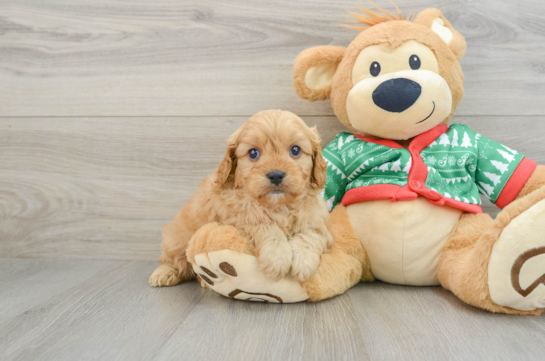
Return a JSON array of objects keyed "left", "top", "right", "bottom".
[
  {"left": 372, "top": 78, "right": 422, "bottom": 113},
  {"left": 267, "top": 170, "right": 285, "bottom": 185}
]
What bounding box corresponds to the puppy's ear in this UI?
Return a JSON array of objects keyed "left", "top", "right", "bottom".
[
  {"left": 293, "top": 46, "right": 346, "bottom": 102},
  {"left": 414, "top": 8, "right": 467, "bottom": 60},
  {"left": 214, "top": 126, "right": 242, "bottom": 187},
  {"left": 309, "top": 126, "right": 327, "bottom": 189}
]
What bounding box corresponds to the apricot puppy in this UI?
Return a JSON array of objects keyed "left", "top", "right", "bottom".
[{"left": 149, "top": 110, "right": 332, "bottom": 286}]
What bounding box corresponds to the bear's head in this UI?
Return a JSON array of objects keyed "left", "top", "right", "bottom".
[{"left": 293, "top": 6, "right": 467, "bottom": 141}]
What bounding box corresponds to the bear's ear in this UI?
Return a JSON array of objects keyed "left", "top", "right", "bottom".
[
  {"left": 293, "top": 46, "right": 346, "bottom": 101},
  {"left": 213, "top": 125, "right": 243, "bottom": 188},
  {"left": 414, "top": 9, "right": 467, "bottom": 60}
]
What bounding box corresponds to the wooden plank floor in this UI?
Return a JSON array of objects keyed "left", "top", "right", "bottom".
[
  {"left": 1, "top": 0, "right": 545, "bottom": 359},
  {"left": 0, "top": 258, "right": 544, "bottom": 361}
]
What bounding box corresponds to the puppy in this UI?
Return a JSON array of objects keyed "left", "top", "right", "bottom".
[{"left": 149, "top": 110, "right": 333, "bottom": 286}]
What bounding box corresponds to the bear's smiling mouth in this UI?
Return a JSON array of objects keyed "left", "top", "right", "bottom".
[{"left": 415, "top": 101, "right": 435, "bottom": 124}]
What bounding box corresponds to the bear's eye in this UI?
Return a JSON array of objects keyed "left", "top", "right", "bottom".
[
  {"left": 290, "top": 145, "right": 302, "bottom": 158},
  {"left": 248, "top": 148, "right": 260, "bottom": 160},
  {"left": 370, "top": 61, "right": 381, "bottom": 77},
  {"left": 409, "top": 55, "right": 421, "bottom": 70}
]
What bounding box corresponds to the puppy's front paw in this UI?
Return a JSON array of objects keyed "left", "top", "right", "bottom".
[
  {"left": 258, "top": 241, "right": 293, "bottom": 281},
  {"left": 290, "top": 244, "right": 321, "bottom": 282},
  {"left": 149, "top": 265, "right": 182, "bottom": 287}
]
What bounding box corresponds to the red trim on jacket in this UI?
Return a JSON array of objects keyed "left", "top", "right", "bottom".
[
  {"left": 443, "top": 198, "right": 483, "bottom": 213},
  {"left": 341, "top": 184, "right": 418, "bottom": 206},
  {"left": 341, "top": 184, "right": 483, "bottom": 213},
  {"left": 495, "top": 158, "right": 537, "bottom": 209},
  {"left": 406, "top": 125, "right": 449, "bottom": 201}
]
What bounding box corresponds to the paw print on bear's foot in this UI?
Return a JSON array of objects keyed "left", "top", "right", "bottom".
[
  {"left": 191, "top": 249, "right": 309, "bottom": 303},
  {"left": 489, "top": 198, "right": 545, "bottom": 311}
]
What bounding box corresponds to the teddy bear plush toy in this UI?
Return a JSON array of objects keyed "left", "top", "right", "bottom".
[{"left": 187, "top": 5, "right": 545, "bottom": 314}]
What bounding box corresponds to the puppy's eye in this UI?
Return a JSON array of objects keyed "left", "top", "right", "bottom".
[
  {"left": 370, "top": 61, "right": 381, "bottom": 77},
  {"left": 290, "top": 145, "right": 302, "bottom": 158},
  {"left": 248, "top": 149, "right": 260, "bottom": 160},
  {"left": 409, "top": 55, "right": 421, "bottom": 70}
]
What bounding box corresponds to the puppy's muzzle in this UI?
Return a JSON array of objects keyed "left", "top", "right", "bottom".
[
  {"left": 267, "top": 170, "right": 285, "bottom": 186},
  {"left": 372, "top": 78, "right": 422, "bottom": 113}
]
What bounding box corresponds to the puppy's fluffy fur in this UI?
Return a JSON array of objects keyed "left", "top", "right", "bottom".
[{"left": 150, "top": 110, "right": 333, "bottom": 286}]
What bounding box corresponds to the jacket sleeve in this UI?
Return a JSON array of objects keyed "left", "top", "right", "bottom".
[
  {"left": 470, "top": 127, "right": 536, "bottom": 208},
  {"left": 322, "top": 134, "right": 348, "bottom": 211}
]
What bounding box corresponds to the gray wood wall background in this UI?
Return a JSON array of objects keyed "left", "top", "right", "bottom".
[{"left": 1, "top": 0, "right": 544, "bottom": 261}]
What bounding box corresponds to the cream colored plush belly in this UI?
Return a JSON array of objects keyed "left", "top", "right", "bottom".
[{"left": 346, "top": 198, "right": 462, "bottom": 286}]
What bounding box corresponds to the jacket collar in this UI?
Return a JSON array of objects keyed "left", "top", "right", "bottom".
[{"left": 354, "top": 125, "right": 449, "bottom": 152}]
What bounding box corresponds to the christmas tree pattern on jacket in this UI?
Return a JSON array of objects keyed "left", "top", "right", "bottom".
[{"left": 322, "top": 124, "right": 529, "bottom": 212}]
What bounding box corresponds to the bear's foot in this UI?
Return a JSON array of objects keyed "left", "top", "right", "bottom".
[
  {"left": 192, "top": 249, "right": 309, "bottom": 303},
  {"left": 488, "top": 198, "right": 545, "bottom": 311}
]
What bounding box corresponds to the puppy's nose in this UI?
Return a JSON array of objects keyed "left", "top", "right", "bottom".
[
  {"left": 267, "top": 170, "right": 285, "bottom": 186},
  {"left": 372, "top": 78, "right": 422, "bottom": 113}
]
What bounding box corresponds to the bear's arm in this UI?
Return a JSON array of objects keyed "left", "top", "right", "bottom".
[
  {"left": 467, "top": 124, "right": 537, "bottom": 209},
  {"left": 322, "top": 134, "right": 348, "bottom": 211}
]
